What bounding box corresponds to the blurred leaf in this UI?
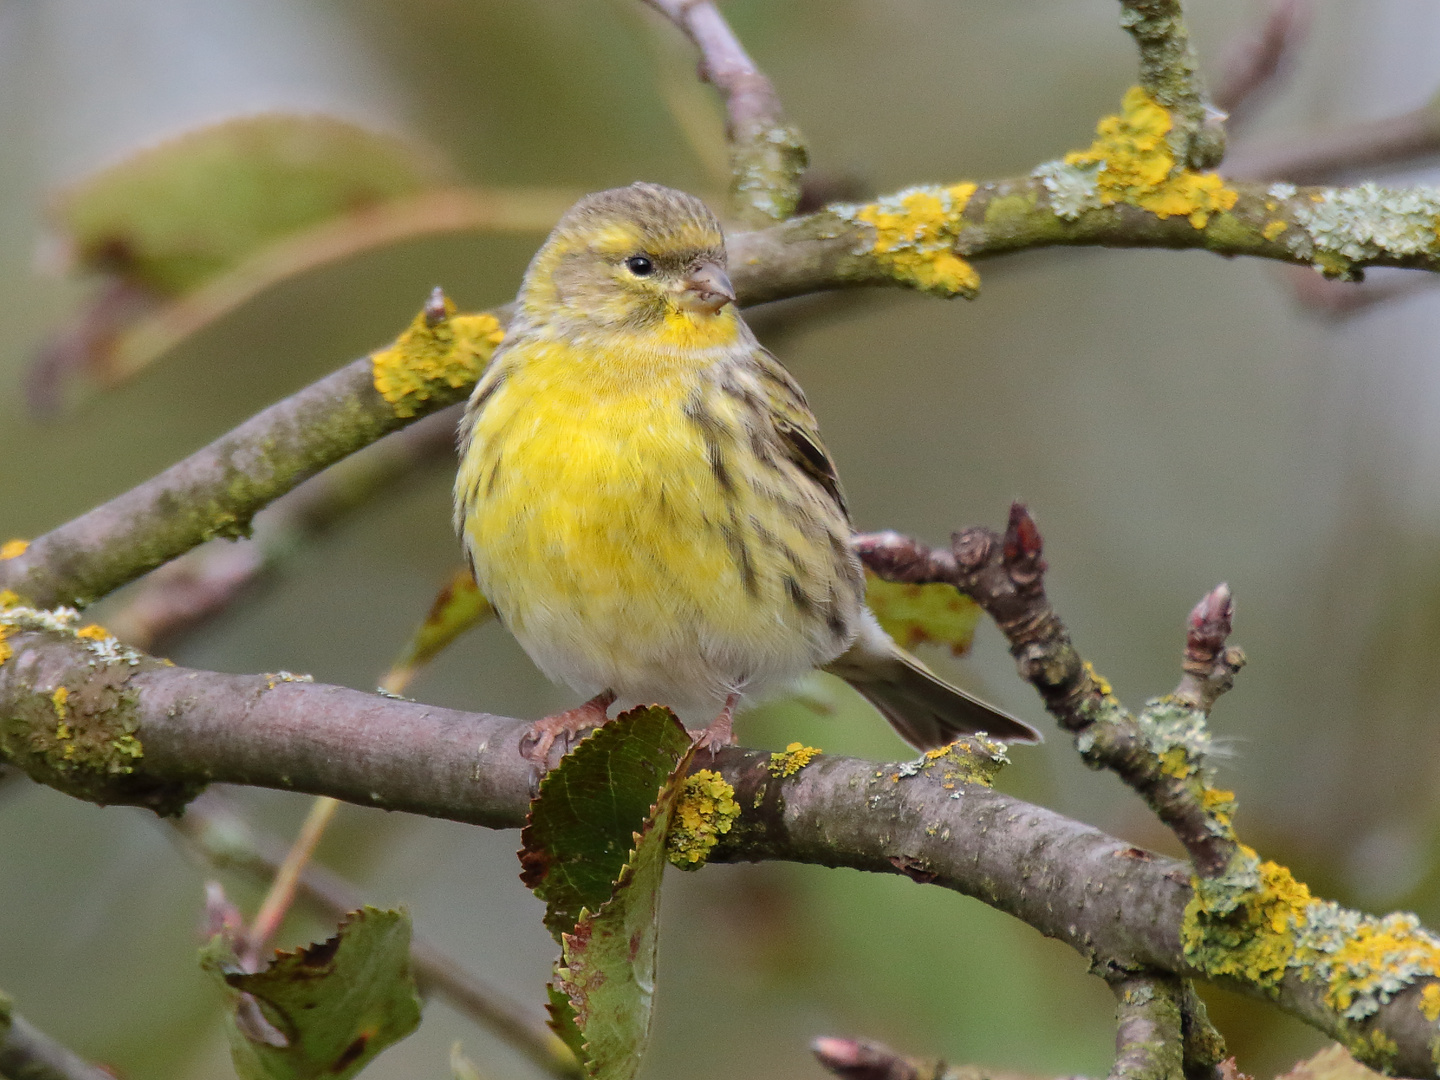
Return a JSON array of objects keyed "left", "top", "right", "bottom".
[
  {"left": 451, "top": 1041, "right": 488, "bottom": 1080},
  {"left": 52, "top": 114, "right": 451, "bottom": 296},
  {"left": 520, "top": 706, "right": 695, "bottom": 1080},
  {"left": 865, "top": 571, "right": 982, "bottom": 656},
  {"left": 1276, "top": 1045, "right": 1387, "bottom": 1080},
  {"left": 201, "top": 906, "right": 421, "bottom": 1080},
  {"left": 104, "top": 184, "right": 574, "bottom": 383},
  {"left": 380, "top": 566, "right": 495, "bottom": 695}
]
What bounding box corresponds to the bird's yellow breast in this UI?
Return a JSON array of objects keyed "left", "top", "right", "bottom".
[{"left": 456, "top": 333, "right": 843, "bottom": 706}]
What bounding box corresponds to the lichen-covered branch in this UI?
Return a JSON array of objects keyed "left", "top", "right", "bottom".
[
  {"left": 5, "top": 607, "right": 1440, "bottom": 1074},
  {"left": 1116, "top": 0, "right": 1222, "bottom": 168},
  {"left": 172, "top": 794, "right": 581, "bottom": 1080},
  {"left": 0, "top": 992, "right": 116, "bottom": 1080},
  {"left": 14, "top": 89, "right": 1440, "bottom": 612},
  {"left": 0, "top": 297, "right": 503, "bottom": 611},
  {"left": 641, "top": 0, "right": 807, "bottom": 224},
  {"left": 852, "top": 507, "right": 1240, "bottom": 879},
  {"left": 1108, "top": 975, "right": 1185, "bottom": 1080}
]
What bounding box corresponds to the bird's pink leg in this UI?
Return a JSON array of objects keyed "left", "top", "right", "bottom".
[
  {"left": 692, "top": 692, "right": 740, "bottom": 754},
  {"left": 521, "top": 689, "right": 617, "bottom": 764}
]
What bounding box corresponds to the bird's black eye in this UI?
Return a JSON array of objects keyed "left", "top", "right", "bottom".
[{"left": 624, "top": 255, "right": 654, "bottom": 277}]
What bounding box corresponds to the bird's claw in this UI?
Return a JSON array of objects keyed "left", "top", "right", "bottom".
[{"left": 520, "top": 693, "right": 615, "bottom": 767}]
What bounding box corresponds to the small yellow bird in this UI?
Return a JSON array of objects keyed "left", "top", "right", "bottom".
[{"left": 455, "top": 182, "right": 1040, "bottom": 762}]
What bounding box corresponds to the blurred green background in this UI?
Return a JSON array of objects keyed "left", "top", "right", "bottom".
[{"left": 3, "top": 1, "right": 1440, "bottom": 1077}]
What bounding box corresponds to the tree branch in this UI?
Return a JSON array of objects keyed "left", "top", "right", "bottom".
[
  {"left": 3, "top": 604, "right": 1440, "bottom": 1075},
  {"left": 0, "top": 992, "right": 116, "bottom": 1080},
  {"left": 1210, "top": 0, "right": 1308, "bottom": 121},
  {"left": 1107, "top": 974, "right": 1184, "bottom": 1080},
  {"left": 1117, "top": 0, "right": 1223, "bottom": 167},
  {"left": 853, "top": 509, "right": 1240, "bottom": 879},
  {"left": 11, "top": 144, "right": 1440, "bottom": 612},
  {"left": 103, "top": 404, "right": 458, "bottom": 652},
  {"left": 641, "top": 0, "right": 807, "bottom": 225},
  {"left": 1227, "top": 103, "right": 1440, "bottom": 184}
]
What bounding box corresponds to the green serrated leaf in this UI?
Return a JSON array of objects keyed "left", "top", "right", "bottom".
[
  {"left": 200, "top": 907, "right": 422, "bottom": 1080},
  {"left": 380, "top": 567, "right": 494, "bottom": 695},
  {"left": 519, "top": 706, "right": 693, "bottom": 943},
  {"left": 865, "top": 571, "right": 982, "bottom": 656},
  {"left": 545, "top": 980, "right": 587, "bottom": 1063},
  {"left": 53, "top": 114, "right": 449, "bottom": 295},
  {"left": 520, "top": 707, "right": 695, "bottom": 1080}
]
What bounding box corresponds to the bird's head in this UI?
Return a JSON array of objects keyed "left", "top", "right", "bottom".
[{"left": 518, "top": 182, "right": 737, "bottom": 341}]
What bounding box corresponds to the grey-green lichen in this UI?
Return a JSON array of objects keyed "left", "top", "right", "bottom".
[
  {"left": 1295, "top": 183, "right": 1440, "bottom": 263},
  {"left": 1032, "top": 159, "right": 1104, "bottom": 220},
  {"left": 1183, "top": 843, "right": 1440, "bottom": 1068},
  {"left": 730, "top": 121, "right": 808, "bottom": 224}
]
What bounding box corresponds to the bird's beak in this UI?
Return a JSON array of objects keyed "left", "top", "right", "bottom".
[{"left": 678, "top": 260, "right": 735, "bottom": 315}]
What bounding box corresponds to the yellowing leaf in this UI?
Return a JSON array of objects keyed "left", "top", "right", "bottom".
[
  {"left": 201, "top": 907, "right": 421, "bottom": 1080},
  {"left": 379, "top": 567, "right": 494, "bottom": 695},
  {"left": 865, "top": 571, "right": 981, "bottom": 655}
]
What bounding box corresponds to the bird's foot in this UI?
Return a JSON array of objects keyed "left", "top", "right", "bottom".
[
  {"left": 521, "top": 690, "right": 617, "bottom": 766},
  {"left": 691, "top": 693, "right": 739, "bottom": 755}
]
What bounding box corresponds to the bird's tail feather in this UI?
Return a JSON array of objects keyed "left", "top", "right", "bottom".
[{"left": 825, "top": 613, "right": 1042, "bottom": 750}]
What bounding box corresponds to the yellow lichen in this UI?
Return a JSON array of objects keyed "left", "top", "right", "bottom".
[
  {"left": 768, "top": 742, "right": 821, "bottom": 777},
  {"left": 1326, "top": 914, "right": 1440, "bottom": 1021},
  {"left": 916, "top": 735, "right": 1009, "bottom": 789},
  {"left": 0, "top": 591, "right": 18, "bottom": 609},
  {"left": 0, "top": 539, "right": 27, "bottom": 560},
  {"left": 1263, "top": 220, "right": 1289, "bottom": 241},
  {"left": 1360, "top": 1029, "right": 1398, "bottom": 1072},
  {"left": 1083, "top": 661, "right": 1115, "bottom": 700},
  {"left": 371, "top": 300, "right": 505, "bottom": 419},
  {"left": 666, "top": 769, "right": 740, "bottom": 867},
  {"left": 1421, "top": 982, "right": 1440, "bottom": 1022},
  {"left": 1182, "top": 846, "right": 1312, "bottom": 990},
  {"left": 51, "top": 685, "right": 69, "bottom": 721},
  {"left": 0, "top": 625, "right": 9, "bottom": 666},
  {"left": 842, "top": 183, "right": 981, "bottom": 298},
  {"left": 1159, "top": 745, "right": 1193, "bottom": 779},
  {"left": 76, "top": 624, "right": 109, "bottom": 641},
  {"left": 1063, "top": 87, "right": 1238, "bottom": 228},
  {"left": 1185, "top": 843, "right": 1440, "bottom": 1047}
]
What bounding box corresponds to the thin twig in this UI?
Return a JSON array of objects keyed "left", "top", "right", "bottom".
[
  {"left": 1210, "top": 0, "right": 1309, "bottom": 121},
  {"left": 0, "top": 994, "right": 116, "bottom": 1080},
  {"left": 1227, "top": 104, "right": 1440, "bottom": 183},
  {"left": 104, "top": 404, "right": 459, "bottom": 652},
  {"left": 641, "top": 0, "right": 807, "bottom": 224},
  {"left": 171, "top": 794, "right": 581, "bottom": 1080},
  {"left": 241, "top": 795, "right": 340, "bottom": 969},
  {"left": 1117, "top": 0, "right": 1223, "bottom": 167},
  {"left": 852, "top": 507, "right": 1240, "bottom": 878}
]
